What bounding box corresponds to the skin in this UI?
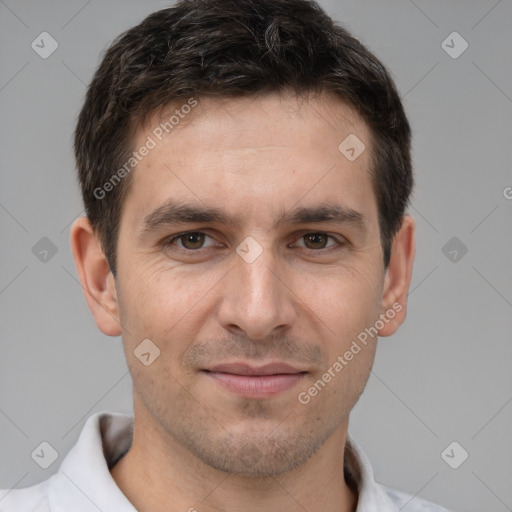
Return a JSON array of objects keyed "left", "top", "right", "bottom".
[{"left": 71, "top": 91, "right": 415, "bottom": 512}]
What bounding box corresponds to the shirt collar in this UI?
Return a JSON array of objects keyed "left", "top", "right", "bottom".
[
  {"left": 48, "top": 413, "right": 136, "bottom": 512},
  {"left": 47, "top": 412, "right": 399, "bottom": 512},
  {"left": 345, "top": 432, "right": 401, "bottom": 511}
]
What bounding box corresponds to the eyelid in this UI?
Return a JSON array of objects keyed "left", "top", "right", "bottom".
[
  {"left": 290, "top": 231, "right": 346, "bottom": 249},
  {"left": 166, "top": 231, "right": 218, "bottom": 249},
  {"left": 163, "top": 230, "right": 346, "bottom": 254}
]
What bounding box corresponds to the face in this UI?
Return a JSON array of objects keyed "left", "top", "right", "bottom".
[{"left": 113, "top": 92, "right": 389, "bottom": 476}]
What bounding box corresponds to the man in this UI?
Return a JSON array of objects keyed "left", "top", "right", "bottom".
[{"left": 0, "top": 0, "right": 452, "bottom": 510}]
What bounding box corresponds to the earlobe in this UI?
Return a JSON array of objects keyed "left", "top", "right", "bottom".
[
  {"left": 70, "top": 217, "right": 122, "bottom": 337},
  {"left": 378, "top": 215, "right": 415, "bottom": 337}
]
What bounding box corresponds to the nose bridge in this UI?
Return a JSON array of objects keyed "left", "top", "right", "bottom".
[
  {"left": 218, "top": 243, "right": 295, "bottom": 339},
  {"left": 240, "top": 253, "right": 279, "bottom": 307}
]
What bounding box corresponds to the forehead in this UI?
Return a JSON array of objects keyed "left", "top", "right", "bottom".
[{"left": 123, "top": 91, "right": 376, "bottom": 227}]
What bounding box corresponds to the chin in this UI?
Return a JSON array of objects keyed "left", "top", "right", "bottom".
[{"left": 178, "top": 423, "right": 328, "bottom": 477}]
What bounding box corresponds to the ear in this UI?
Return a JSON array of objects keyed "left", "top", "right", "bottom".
[
  {"left": 378, "top": 215, "right": 415, "bottom": 337},
  {"left": 70, "top": 217, "right": 122, "bottom": 337}
]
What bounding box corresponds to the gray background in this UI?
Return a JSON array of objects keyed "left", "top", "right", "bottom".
[{"left": 1, "top": 1, "right": 511, "bottom": 511}]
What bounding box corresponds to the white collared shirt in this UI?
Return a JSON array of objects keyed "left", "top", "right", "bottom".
[{"left": 0, "top": 412, "right": 452, "bottom": 512}]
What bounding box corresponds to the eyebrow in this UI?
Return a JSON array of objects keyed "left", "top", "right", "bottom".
[{"left": 138, "top": 200, "right": 367, "bottom": 238}]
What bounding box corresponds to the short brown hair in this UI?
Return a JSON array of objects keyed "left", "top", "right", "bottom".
[{"left": 74, "top": 0, "right": 413, "bottom": 275}]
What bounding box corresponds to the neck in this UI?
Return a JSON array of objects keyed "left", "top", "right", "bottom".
[{"left": 110, "top": 410, "right": 358, "bottom": 512}]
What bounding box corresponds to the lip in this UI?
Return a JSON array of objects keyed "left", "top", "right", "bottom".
[
  {"left": 207, "top": 362, "right": 304, "bottom": 376},
  {"left": 203, "top": 362, "right": 307, "bottom": 399}
]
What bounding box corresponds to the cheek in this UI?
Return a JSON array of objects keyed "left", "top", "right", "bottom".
[
  {"left": 297, "top": 264, "right": 381, "bottom": 394},
  {"left": 300, "top": 263, "right": 382, "bottom": 328},
  {"left": 117, "top": 264, "right": 221, "bottom": 358},
  {"left": 297, "top": 289, "right": 378, "bottom": 418}
]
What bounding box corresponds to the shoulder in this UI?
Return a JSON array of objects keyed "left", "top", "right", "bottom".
[
  {"left": 345, "top": 433, "right": 453, "bottom": 512},
  {"left": 0, "top": 479, "right": 51, "bottom": 512},
  {"left": 0, "top": 412, "right": 135, "bottom": 512},
  {"left": 380, "top": 484, "right": 454, "bottom": 512}
]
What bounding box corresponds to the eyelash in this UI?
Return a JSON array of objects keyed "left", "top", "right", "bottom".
[{"left": 163, "top": 231, "right": 346, "bottom": 255}]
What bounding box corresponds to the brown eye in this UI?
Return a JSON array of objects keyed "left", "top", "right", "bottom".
[
  {"left": 164, "top": 231, "right": 220, "bottom": 256},
  {"left": 302, "top": 233, "right": 330, "bottom": 249},
  {"left": 177, "top": 232, "right": 206, "bottom": 250}
]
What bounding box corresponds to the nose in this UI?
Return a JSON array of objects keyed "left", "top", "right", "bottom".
[{"left": 217, "top": 247, "right": 297, "bottom": 341}]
